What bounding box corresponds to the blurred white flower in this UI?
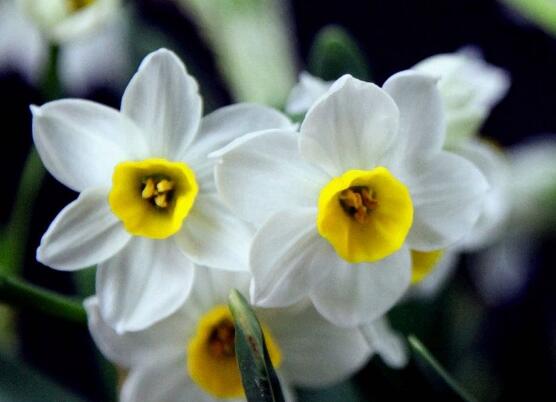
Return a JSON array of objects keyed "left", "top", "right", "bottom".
[
  {"left": 33, "top": 49, "right": 291, "bottom": 333},
  {"left": 17, "top": 0, "right": 120, "bottom": 43},
  {"left": 285, "top": 72, "right": 331, "bottom": 115},
  {"left": 214, "top": 73, "right": 488, "bottom": 327},
  {"left": 470, "top": 137, "right": 556, "bottom": 305},
  {"left": 85, "top": 268, "right": 374, "bottom": 401},
  {"left": 0, "top": 0, "right": 129, "bottom": 94},
  {"left": 413, "top": 49, "right": 510, "bottom": 146}
]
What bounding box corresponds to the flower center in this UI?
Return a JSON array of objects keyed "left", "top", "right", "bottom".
[
  {"left": 317, "top": 167, "right": 414, "bottom": 263},
  {"left": 339, "top": 186, "right": 379, "bottom": 223},
  {"left": 186, "top": 305, "right": 282, "bottom": 399},
  {"left": 109, "top": 158, "right": 198, "bottom": 239},
  {"left": 410, "top": 249, "right": 444, "bottom": 284},
  {"left": 67, "top": 0, "right": 95, "bottom": 12},
  {"left": 208, "top": 318, "right": 236, "bottom": 359},
  {"left": 141, "top": 177, "right": 175, "bottom": 209}
]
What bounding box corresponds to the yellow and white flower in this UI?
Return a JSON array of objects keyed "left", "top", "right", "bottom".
[
  {"left": 33, "top": 49, "right": 291, "bottom": 333},
  {"left": 85, "top": 268, "right": 374, "bottom": 401},
  {"left": 214, "top": 73, "right": 489, "bottom": 327},
  {"left": 16, "top": 0, "right": 120, "bottom": 43},
  {"left": 0, "top": 0, "right": 129, "bottom": 93}
]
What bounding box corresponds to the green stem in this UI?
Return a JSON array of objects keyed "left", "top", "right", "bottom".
[
  {"left": 0, "top": 150, "right": 45, "bottom": 276},
  {"left": 503, "top": 0, "right": 556, "bottom": 36},
  {"left": 408, "top": 335, "right": 478, "bottom": 402},
  {"left": 0, "top": 273, "right": 87, "bottom": 325},
  {"left": 42, "top": 43, "right": 61, "bottom": 100}
]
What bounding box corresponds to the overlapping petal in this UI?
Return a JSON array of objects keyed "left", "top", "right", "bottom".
[
  {"left": 382, "top": 71, "right": 445, "bottom": 166},
  {"left": 310, "top": 248, "right": 412, "bottom": 327},
  {"left": 300, "top": 75, "right": 400, "bottom": 176},
  {"left": 186, "top": 103, "right": 292, "bottom": 193},
  {"left": 37, "top": 187, "right": 130, "bottom": 270},
  {"left": 250, "top": 208, "right": 333, "bottom": 308},
  {"left": 405, "top": 151, "right": 489, "bottom": 250},
  {"left": 215, "top": 129, "right": 328, "bottom": 225},
  {"left": 85, "top": 297, "right": 185, "bottom": 368},
  {"left": 260, "top": 303, "right": 372, "bottom": 387},
  {"left": 174, "top": 194, "right": 253, "bottom": 272},
  {"left": 32, "top": 99, "right": 147, "bottom": 192},
  {"left": 121, "top": 48, "right": 202, "bottom": 160},
  {"left": 97, "top": 237, "right": 195, "bottom": 333}
]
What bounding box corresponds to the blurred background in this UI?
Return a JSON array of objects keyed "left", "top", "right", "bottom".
[{"left": 1, "top": 0, "right": 555, "bottom": 401}]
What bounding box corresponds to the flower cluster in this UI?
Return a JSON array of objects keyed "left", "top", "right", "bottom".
[{"left": 32, "top": 47, "right": 508, "bottom": 400}]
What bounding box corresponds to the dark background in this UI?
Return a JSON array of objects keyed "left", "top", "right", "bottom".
[{"left": 1, "top": 0, "right": 555, "bottom": 401}]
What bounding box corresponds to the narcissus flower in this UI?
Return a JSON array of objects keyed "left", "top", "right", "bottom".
[
  {"left": 85, "top": 268, "right": 373, "bottom": 402},
  {"left": 215, "top": 73, "right": 489, "bottom": 327},
  {"left": 413, "top": 49, "right": 510, "bottom": 146},
  {"left": 33, "top": 48, "right": 291, "bottom": 333},
  {"left": 17, "top": 0, "right": 121, "bottom": 43}
]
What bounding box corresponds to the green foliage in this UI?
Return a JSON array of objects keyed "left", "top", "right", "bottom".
[
  {"left": 308, "top": 25, "right": 370, "bottom": 81},
  {"left": 228, "top": 289, "right": 285, "bottom": 402}
]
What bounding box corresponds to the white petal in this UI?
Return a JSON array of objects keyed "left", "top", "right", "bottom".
[
  {"left": 32, "top": 99, "right": 147, "bottom": 192},
  {"left": 120, "top": 353, "right": 221, "bottom": 402},
  {"left": 59, "top": 11, "right": 130, "bottom": 95},
  {"left": 406, "top": 151, "right": 490, "bottom": 251},
  {"left": 411, "top": 250, "right": 458, "bottom": 299},
  {"left": 360, "top": 317, "right": 408, "bottom": 369},
  {"left": 121, "top": 48, "right": 202, "bottom": 160},
  {"left": 259, "top": 303, "right": 372, "bottom": 387},
  {"left": 97, "top": 237, "right": 195, "bottom": 333},
  {"left": 382, "top": 70, "right": 445, "bottom": 165},
  {"left": 215, "top": 129, "right": 328, "bottom": 226},
  {"left": 186, "top": 103, "right": 292, "bottom": 193},
  {"left": 285, "top": 72, "right": 332, "bottom": 115},
  {"left": 85, "top": 296, "right": 186, "bottom": 368},
  {"left": 451, "top": 140, "right": 511, "bottom": 250},
  {"left": 413, "top": 49, "right": 510, "bottom": 145},
  {"left": 37, "top": 187, "right": 130, "bottom": 270},
  {"left": 250, "top": 208, "right": 332, "bottom": 308},
  {"left": 174, "top": 193, "right": 253, "bottom": 272},
  {"left": 299, "top": 75, "right": 400, "bottom": 177},
  {"left": 310, "top": 248, "right": 411, "bottom": 328},
  {"left": 0, "top": 1, "right": 46, "bottom": 83}
]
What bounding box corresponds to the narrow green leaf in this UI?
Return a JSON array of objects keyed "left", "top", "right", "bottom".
[
  {"left": 0, "top": 148, "right": 45, "bottom": 276},
  {"left": 308, "top": 25, "right": 370, "bottom": 81},
  {"left": 0, "top": 273, "right": 87, "bottom": 325},
  {"left": 408, "top": 335, "right": 478, "bottom": 402},
  {"left": 228, "top": 289, "right": 285, "bottom": 402},
  {"left": 502, "top": 0, "right": 556, "bottom": 37}
]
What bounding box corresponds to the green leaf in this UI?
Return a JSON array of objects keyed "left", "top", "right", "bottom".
[
  {"left": 308, "top": 25, "right": 370, "bottom": 81},
  {"left": 228, "top": 289, "right": 285, "bottom": 402},
  {"left": 408, "top": 335, "right": 478, "bottom": 402},
  {"left": 0, "top": 273, "right": 87, "bottom": 325},
  {"left": 0, "top": 354, "right": 86, "bottom": 402}
]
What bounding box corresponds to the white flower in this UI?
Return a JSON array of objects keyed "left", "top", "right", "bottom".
[
  {"left": 33, "top": 49, "right": 292, "bottom": 333},
  {"left": 214, "top": 73, "right": 489, "bottom": 327},
  {"left": 285, "top": 72, "right": 331, "bottom": 115},
  {"left": 287, "top": 49, "right": 509, "bottom": 147},
  {"left": 469, "top": 137, "right": 556, "bottom": 305},
  {"left": 0, "top": 0, "right": 129, "bottom": 93},
  {"left": 413, "top": 49, "right": 510, "bottom": 146},
  {"left": 85, "top": 268, "right": 373, "bottom": 402},
  {"left": 17, "top": 0, "right": 120, "bottom": 43}
]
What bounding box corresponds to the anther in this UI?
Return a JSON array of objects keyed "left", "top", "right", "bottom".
[
  {"left": 141, "top": 176, "right": 175, "bottom": 208},
  {"left": 208, "top": 319, "right": 236, "bottom": 358},
  {"left": 339, "top": 187, "right": 378, "bottom": 223},
  {"left": 141, "top": 178, "right": 156, "bottom": 199}
]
